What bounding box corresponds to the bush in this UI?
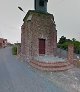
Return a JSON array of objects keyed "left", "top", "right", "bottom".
[{"left": 12, "top": 46, "right": 17, "bottom": 55}]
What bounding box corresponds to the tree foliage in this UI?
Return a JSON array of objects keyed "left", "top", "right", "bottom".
[
  {"left": 58, "top": 36, "right": 80, "bottom": 54},
  {"left": 58, "top": 36, "right": 66, "bottom": 44}
]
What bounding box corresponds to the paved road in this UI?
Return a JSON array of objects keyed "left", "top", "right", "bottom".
[{"left": 0, "top": 47, "right": 66, "bottom": 92}]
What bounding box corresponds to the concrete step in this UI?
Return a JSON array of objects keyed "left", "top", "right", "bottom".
[
  {"left": 29, "top": 61, "right": 73, "bottom": 72},
  {"left": 31, "top": 60, "right": 70, "bottom": 67}
]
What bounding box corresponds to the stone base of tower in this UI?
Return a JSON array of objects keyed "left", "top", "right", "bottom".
[
  {"left": 21, "top": 10, "right": 74, "bottom": 71},
  {"left": 29, "top": 55, "right": 74, "bottom": 72},
  {"left": 21, "top": 10, "right": 57, "bottom": 61}
]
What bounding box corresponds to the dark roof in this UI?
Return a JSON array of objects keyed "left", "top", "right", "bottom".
[{"left": 45, "top": 0, "right": 48, "bottom": 2}]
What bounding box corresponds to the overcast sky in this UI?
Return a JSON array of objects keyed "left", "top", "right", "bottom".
[{"left": 0, "top": 0, "right": 80, "bottom": 43}]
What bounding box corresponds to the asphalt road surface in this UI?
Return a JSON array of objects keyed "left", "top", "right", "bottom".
[{"left": 0, "top": 47, "right": 67, "bottom": 92}]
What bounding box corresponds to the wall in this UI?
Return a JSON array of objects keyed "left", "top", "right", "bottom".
[{"left": 21, "top": 10, "right": 57, "bottom": 61}]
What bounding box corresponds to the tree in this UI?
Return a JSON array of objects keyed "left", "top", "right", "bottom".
[
  {"left": 58, "top": 36, "right": 66, "bottom": 44},
  {"left": 58, "top": 36, "right": 80, "bottom": 54},
  {"left": 72, "top": 38, "right": 76, "bottom": 42}
]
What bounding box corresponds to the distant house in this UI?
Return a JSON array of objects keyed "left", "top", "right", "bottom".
[{"left": 0, "top": 38, "right": 7, "bottom": 48}]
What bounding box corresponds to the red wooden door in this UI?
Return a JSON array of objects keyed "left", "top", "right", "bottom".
[{"left": 39, "top": 39, "right": 45, "bottom": 54}]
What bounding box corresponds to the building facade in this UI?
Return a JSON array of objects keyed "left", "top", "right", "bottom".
[
  {"left": 0, "top": 38, "right": 7, "bottom": 48},
  {"left": 21, "top": 10, "right": 57, "bottom": 61},
  {"left": 20, "top": 0, "right": 74, "bottom": 71}
]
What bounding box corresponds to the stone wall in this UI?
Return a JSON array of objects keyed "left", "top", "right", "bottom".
[
  {"left": 21, "top": 24, "right": 24, "bottom": 53},
  {"left": 21, "top": 10, "right": 74, "bottom": 71},
  {"left": 29, "top": 60, "right": 73, "bottom": 71},
  {"left": 21, "top": 10, "right": 57, "bottom": 61}
]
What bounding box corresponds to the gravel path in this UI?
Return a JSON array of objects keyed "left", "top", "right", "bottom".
[{"left": 0, "top": 47, "right": 66, "bottom": 92}]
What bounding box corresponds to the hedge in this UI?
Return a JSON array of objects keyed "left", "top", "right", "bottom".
[{"left": 12, "top": 46, "right": 17, "bottom": 55}]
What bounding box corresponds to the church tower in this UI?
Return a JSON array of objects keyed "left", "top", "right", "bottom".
[
  {"left": 20, "top": 0, "right": 74, "bottom": 72},
  {"left": 21, "top": 0, "right": 57, "bottom": 61},
  {"left": 34, "top": 0, "right": 48, "bottom": 13}
]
